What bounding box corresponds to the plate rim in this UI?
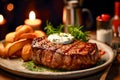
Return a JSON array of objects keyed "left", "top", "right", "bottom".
[{"left": 0, "top": 39, "right": 115, "bottom": 79}]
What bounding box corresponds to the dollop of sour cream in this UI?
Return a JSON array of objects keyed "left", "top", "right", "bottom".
[{"left": 48, "top": 33, "right": 74, "bottom": 44}]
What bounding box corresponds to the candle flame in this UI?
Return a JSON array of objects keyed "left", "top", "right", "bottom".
[
  {"left": 29, "top": 11, "right": 36, "bottom": 20},
  {"left": 63, "top": 8, "right": 66, "bottom": 24},
  {"left": 0, "top": 14, "right": 4, "bottom": 23}
]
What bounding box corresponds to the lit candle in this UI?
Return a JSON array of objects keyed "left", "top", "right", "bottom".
[
  {"left": 0, "top": 14, "right": 6, "bottom": 25},
  {"left": 24, "top": 11, "right": 42, "bottom": 30},
  {"left": 63, "top": 8, "right": 67, "bottom": 24},
  {"left": 0, "top": 14, "right": 7, "bottom": 40}
]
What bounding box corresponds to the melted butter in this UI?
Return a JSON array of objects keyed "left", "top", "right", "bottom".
[{"left": 48, "top": 33, "right": 74, "bottom": 44}]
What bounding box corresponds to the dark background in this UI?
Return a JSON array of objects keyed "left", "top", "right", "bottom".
[{"left": 0, "top": 0, "right": 116, "bottom": 33}]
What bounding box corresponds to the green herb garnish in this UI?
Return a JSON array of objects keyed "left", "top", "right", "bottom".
[
  {"left": 23, "top": 60, "right": 105, "bottom": 72},
  {"left": 68, "top": 25, "right": 89, "bottom": 42},
  {"left": 44, "top": 21, "right": 89, "bottom": 42},
  {"left": 23, "top": 61, "right": 65, "bottom": 72},
  {"left": 44, "top": 21, "right": 63, "bottom": 35},
  {"left": 95, "top": 59, "right": 106, "bottom": 66}
]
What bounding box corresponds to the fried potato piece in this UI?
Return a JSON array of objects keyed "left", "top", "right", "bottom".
[
  {"left": 14, "top": 49, "right": 22, "bottom": 58},
  {"left": 15, "top": 33, "right": 36, "bottom": 41},
  {"left": 4, "top": 43, "right": 12, "bottom": 57},
  {"left": 21, "top": 43, "right": 32, "bottom": 61},
  {"left": 0, "top": 42, "right": 6, "bottom": 57},
  {"left": 6, "top": 39, "right": 32, "bottom": 57},
  {"left": 15, "top": 25, "right": 23, "bottom": 32},
  {"left": 5, "top": 32, "right": 16, "bottom": 43},
  {"left": 34, "top": 30, "right": 46, "bottom": 37},
  {"left": 14, "top": 25, "right": 34, "bottom": 41},
  {"left": 4, "top": 42, "right": 11, "bottom": 47},
  {"left": 8, "top": 49, "right": 22, "bottom": 58},
  {"left": 15, "top": 25, "right": 34, "bottom": 33}
]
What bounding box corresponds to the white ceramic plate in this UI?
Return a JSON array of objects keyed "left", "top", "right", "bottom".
[{"left": 0, "top": 39, "right": 115, "bottom": 79}]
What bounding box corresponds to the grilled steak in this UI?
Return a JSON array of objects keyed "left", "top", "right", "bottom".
[{"left": 32, "top": 36, "right": 99, "bottom": 70}]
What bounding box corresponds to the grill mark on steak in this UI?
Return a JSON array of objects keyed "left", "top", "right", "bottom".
[
  {"left": 41, "top": 50, "right": 53, "bottom": 67},
  {"left": 36, "top": 50, "right": 41, "bottom": 64},
  {"left": 85, "top": 55, "right": 92, "bottom": 64},
  {"left": 79, "top": 55, "right": 94, "bottom": 69},
  {"left": 50, "top": 52, "right": 63, "bottom": 68},
  {"left": 56, "top": 41, "right": 80, "bottom": 54},
  {"left": 87, "top": 43, "right": 97, "bottom": 55},
  {"left": 78, "top": 43, "right": 95, "bottom": 55},
  {"left": 41, "top": 50, "right": 46, "bottom": 66},
  {"left": 94, "top": 44, "right": 99, "bottom": 61},
  {"left": 70, "top": 55, "right": 82, "bottom": 70},
  {"left": 32, "top": 49, "right": 42, "bottom": 64},
  {"left": 62, "top": 55, "right": 72, "bottom": 70},
  {"left": 88, "top": 43, "right": 98, "bottom": 62},
  {"left": 66, "top": 41, "right": 86, "bottom": 55}
]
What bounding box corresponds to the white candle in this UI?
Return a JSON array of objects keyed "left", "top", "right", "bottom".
[
  {"left": 0, "top": 14, "right": 7, "bottom": 40},
  {"left": 0, "top": 14, "right": 6, "bottom": 25},
  {"left": 24, "top": 11, "right": 42, "bottom": 30}
]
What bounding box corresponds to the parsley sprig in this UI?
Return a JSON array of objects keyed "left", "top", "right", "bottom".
[
  {"left": 68, "top": 26, "right": 89, "bottom": 42},
  {"left": 44, "top": 21, "right": 63, "bottom": 35}
]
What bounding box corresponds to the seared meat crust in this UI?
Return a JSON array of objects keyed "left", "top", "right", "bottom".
[{"left": 32, "top": 36, "right": 99, "bottom": 70}]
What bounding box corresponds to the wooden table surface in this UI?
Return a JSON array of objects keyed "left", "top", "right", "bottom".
[{"left": 0, "top": 31, "right": 120, "bottom": 80}]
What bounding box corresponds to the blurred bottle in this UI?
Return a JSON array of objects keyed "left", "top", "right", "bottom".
[
  {"left": 111, "top": 1, "right": 120, "bottom": 52},
  {"left": 111, "top": 1, "right": 120, "bottom": 37}
]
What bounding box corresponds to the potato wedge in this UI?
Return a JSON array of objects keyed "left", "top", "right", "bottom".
[
  {"left": 15, "top": 49, "right": 22, "bottom": 57},
  {"left": 14, "top": 25, "right": 34, "bottom": 41},
  {"left": 5, "top": 32, "right": 16, "bottom": 43},
  {"left": 15, "top": 25, "right": 34, "bottom": 33},
  {"left": 21, "top": 43, "right": 32, "bottom": 61},
  {"left": 4, "top": 43, "right": 12, "bottom": 57},
  {"left": 15, "top": 25, "right": 23, "bottom": 32},
  {"left": 0, "top": 42, "right": 6, "bottom": 57},
  {"left": 6, "top": 39, "right": 31, "bottom": 57},
  {"left": 15, "top": 33, "right": 36, "bottom": 41},
  {"left": 34, "top": 30, "right": 46, "bottom": 37},
  {"left": 8, "top": 49, "right": 22, "bottom": 58}
]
